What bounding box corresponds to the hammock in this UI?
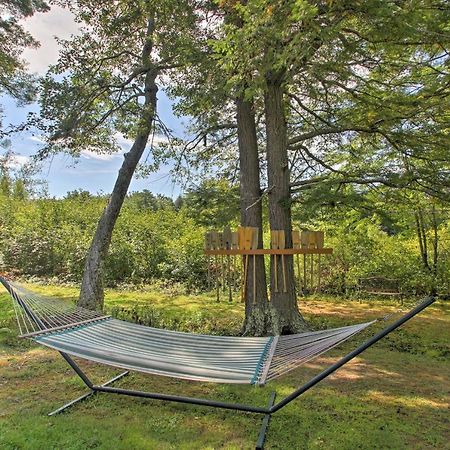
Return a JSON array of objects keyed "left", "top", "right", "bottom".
[
  {"left": 0, "top": 276, "right": 436, "bottom": 450},
  {"left": 2, "top": 277, "right": 374, "bottom": 385}
]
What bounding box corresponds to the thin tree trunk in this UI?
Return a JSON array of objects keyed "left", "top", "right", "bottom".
[
  {"left": 237, "top": 96, "right": 270, "bottom": 336},
  {"left": 415, "top": 209, "right": 430, "bottom": 271},
  {"left": 431, "top": 205, "right": 438, "bottom": 276},
  {"left": 264, "top": 76, "right": 308, "bottom": 334},
  {"left": 78, "top": 18, "right": 158, "bottom": 310},
  {"left": 431, "top": 205, "right": 439, "bottom": 296}
]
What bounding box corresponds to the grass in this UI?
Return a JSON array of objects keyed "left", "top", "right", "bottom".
[{"left": 0, "top": 283, "right": 449, "bottom": 449}]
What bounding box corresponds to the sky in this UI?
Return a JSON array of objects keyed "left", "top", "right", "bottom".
[{"left": 2, "top": 6, "right": 186, "bottom": 199}]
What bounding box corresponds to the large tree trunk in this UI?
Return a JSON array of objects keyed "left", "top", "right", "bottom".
[
  {"left": 237, "top": 96, "right": 270, "bottom": 336},
  {"left": 78, "top": 18, "right": 157, "bottom": 310},
  {"left": 264, "top": 76, "right": 308, "bottom": 333}
]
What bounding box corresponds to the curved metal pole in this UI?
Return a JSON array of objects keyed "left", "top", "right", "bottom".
[{"left": 270, "top": 296, "right": 436, "bottom": 413}]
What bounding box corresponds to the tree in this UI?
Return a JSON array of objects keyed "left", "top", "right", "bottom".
[
  {"left": 65, "top": 189, "right": 93, "bottom": 201},
  {"left": 212, "top": 0, "right": 449, "bottom": 331},
  {"left": 126, "top": 190, "right": 174, "bottom": 212},
  {"left": 38, "top": 0, "right": 200, "bottom": 309},
  {"left": 163, "top": 2, "right": 275, "bottom": 334},
  {"left": 236, "top": 96, "right": 272, "bottom": 334},
  {"left": 230, "top": 5, "right": 272, "bottom": 335},
  {"left": 0, "top": 140, "right": 46, "bottom": 197},
  {"left": 0, "top": 0, "right": 49, "bottom": 133},
  {"left": 182, "top": 179, "right": 239, "bottom": 228}
]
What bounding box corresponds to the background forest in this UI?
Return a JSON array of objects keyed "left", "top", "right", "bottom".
[{"left": 1, "top": 172, "right": 448, "bottom": 298}]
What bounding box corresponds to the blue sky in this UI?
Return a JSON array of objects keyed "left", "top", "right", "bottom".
[{"left": 2, "top": 6, "right": 185, "bottom": 199}]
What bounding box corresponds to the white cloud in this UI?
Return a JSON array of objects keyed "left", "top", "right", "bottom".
[
  {"left": 28, "top": 135, "right": 45, "bottom": 143},
  {"left": 113, "top": 132, "right": 170, "bottom": 149},
  {"left": 6, "top": 154, "right": 29, "bottom": 170},
  {"left": 21, "top": 6, "right": 79, "bottom": 74},
  {"left": 79, "top": 149, "right": 122, "bottom": 162},
  {"left": 62, "top": 166, "right": 118, "bottom": 175}
]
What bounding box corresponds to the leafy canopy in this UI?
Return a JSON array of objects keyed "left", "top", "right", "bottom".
[
  {"left": 0, "top": 0, "right": 49, "bottom": 132},
  {"left": 37, "top": 0, "right": 202, "bottom": 159},
  {"left": 210, "top": 0, "right": 450, "bottom": 201}
]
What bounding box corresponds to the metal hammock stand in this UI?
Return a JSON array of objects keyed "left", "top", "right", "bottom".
[{"left": 0, "top": 277, "right": 436, "bottom": 450}]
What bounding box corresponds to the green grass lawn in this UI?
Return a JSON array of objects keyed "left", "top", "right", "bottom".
[{"left": 0, "top": 283, "right": 449, "bottom": 449}]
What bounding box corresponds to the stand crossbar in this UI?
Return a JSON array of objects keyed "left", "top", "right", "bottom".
[
  {"left": 205, "top": 248, "right": 333, "bottom": 255},
  {"left": 48, "top": 363, "right": 129, "bottom": 416}
]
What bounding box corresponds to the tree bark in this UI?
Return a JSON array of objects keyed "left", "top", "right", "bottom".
[
  {"left": 431, "top": 204, "right": 439, "bottom": 295},
  {"left": 415, "top": 209, "right": 430, "bottom": 272},
  {"left": 431, "top": 205, "right": 438, "bottom": 277},
  {"left": 264, "top": 75, "right": 308, "bottom": 334},
  {"left": 78, "top": 18, "right": 158, "bottom": 310},
  {"left": 236, "top": 96, "right": 270, "bottom": 335}
]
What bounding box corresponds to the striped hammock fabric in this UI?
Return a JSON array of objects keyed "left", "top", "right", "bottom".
[{"left": 0, "top": 277, "right": 375, "bottom": 385}]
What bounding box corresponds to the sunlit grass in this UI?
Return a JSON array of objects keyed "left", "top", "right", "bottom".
[{"left": 0, "top": 283, "right": 449, "bottom": 449}]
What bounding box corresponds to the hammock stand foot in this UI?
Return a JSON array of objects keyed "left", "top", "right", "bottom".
[
  {"left": 48, "top": 359, "right": 129, "bottom": 416},
  {"left": 256, "top": 391, "right": 276, "bottom": 450}
]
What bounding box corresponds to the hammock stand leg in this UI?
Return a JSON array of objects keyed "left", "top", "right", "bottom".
[
  {"left": 269, "top": 295, "right": 436, "bottom": 413},
  {"left": 48, "top": 352, "right": 129, "bottom": 416},
  {"left": 256, "top": 391, "right": 276, "bottom": 450}
]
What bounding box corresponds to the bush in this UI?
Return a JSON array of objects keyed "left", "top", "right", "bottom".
[{"left": 0, "top": 194, "right": 208, "bottom": 289}]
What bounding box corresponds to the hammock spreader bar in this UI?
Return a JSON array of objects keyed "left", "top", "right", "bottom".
[
  {"left": 0, "top": 276, "right": 436, "bottom": 450},
  {"left": 19, "top": 316, "right": 112, "bottom": 339}
]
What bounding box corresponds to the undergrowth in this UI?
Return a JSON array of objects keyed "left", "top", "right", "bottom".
[{"left": 108, "top": 304, "right": 243, "bottom": 336}]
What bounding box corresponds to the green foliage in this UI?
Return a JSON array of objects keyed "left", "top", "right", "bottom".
[
  {"left": 177, "top": 0, "right": 449, "bottom": 209},
  {"left": 126, "top": 190, "right": 174, "bottom": 212},
  {"left": 0, "top": 0, "right": 49, "bottom": 131},
  {"left": 293, "top": 194, "right": 450, "bottom": 296},
  {"left": 1, "top": 182, "right": 449, "bottom": 296},
  {"left": 0, "top": 143, "right": 47, "bottom": 197},
  {"left": 182, "top": 179, "right": 239, "bottom": 228},
  {"left": 36, "top": 0, "right": 202, "bottom": 158},
  {"left": 0, "top": 192, "right": 207, "bottom": 288}
]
